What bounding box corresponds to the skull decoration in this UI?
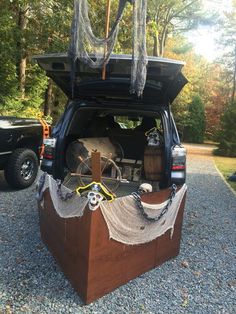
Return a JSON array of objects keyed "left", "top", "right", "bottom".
[
  {"left": 147, "top": 129, "right": 160, "bottom": 146},
  {"left": 87, "top": 191, "right": 104, "bottom": 211},
  {"left": 77, "top": 182, "right": 114, "bottom": 211},
  {"left": 138, "top": 183, "right": 153, "bottom": 195}
]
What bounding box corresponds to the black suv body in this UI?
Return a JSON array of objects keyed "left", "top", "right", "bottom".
[
  {"left": 35, "top": 54, "right": 187, "bottom": 192},
  {"left": 0, "top": 117, "right": 44, "bottom": 188}
]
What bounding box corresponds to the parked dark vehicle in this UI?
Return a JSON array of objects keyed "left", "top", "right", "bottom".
[
  {"left": 0, "top": 117, "right": 49, "bottom": 189},
  {"left": 35, "top": 53, "right": 187, "bottom": 194}
]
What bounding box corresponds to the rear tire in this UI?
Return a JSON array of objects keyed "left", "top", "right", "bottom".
[{"left": 4, "top": 148, "right": 39, "bottom": 189}]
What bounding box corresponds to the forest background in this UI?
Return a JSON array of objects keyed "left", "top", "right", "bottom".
[{"left": 0, "top": 0, "right": 236, "bottom": 154}]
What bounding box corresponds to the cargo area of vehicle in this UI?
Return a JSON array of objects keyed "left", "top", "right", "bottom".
[{"left": 61, "top": 107, "right": 166, "bottom": 196}]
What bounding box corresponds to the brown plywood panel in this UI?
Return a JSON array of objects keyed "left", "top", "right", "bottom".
[{"left": 39, "top": 187, "right": 187, "bottom": 304}]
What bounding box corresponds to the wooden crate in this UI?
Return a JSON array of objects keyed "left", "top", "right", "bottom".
[{"left": 38, "top": 188, "right": 186, "bottom": 304}]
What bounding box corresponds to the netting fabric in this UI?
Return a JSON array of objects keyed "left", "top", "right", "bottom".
[
  {"left": 130, "top": 0, "right": 147, "bottom": 96},
  {"left": 68, "top": 0, "right": 147, "bottom": 97}
]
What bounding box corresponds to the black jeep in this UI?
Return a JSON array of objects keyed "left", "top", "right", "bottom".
[
  {"left": 35, "top": 54, "right": 187, "bottom": 195},
  {"left": 0, "top": 117, "right": 48, "bottom": 189}
]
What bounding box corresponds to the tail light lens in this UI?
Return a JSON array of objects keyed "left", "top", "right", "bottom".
[
  {"left": 39, "top": 119, "right": 51, "bottom": 157},
  {"left": 171, "top": 145, "right": 186, "bottom": 183},
  {"left": 43, "top": 138, "right": 57, "bottom": 159}
]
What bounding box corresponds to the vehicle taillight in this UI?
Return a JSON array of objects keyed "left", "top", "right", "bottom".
[
  {"left": 171, "top": 145, "right": 186, "bottom": 183},
  {"left": 172, "top": 165, "right": 185, "bottom": 170},
  {"left": 39, "top": 119, "right": 51, "bottom": 157},
  {"left": 43, "top": 138, "right": 57, "bottom": 160}
]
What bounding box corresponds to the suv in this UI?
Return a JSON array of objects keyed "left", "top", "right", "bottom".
[
  {"left": 35, "top": 54, "right": 187, "bottom": 194},
  {"left": 0, "top": 117, "right": 49, "bottom": 188}
]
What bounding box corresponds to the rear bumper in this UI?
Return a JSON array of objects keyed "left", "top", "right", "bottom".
[{"left": 171, "top": 170, "right": 186, "bottom": 185}]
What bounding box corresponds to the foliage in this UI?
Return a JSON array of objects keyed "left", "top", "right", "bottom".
[
  {"left": 146, "top": 0, "right": 209, "bottom": 57},
  {"left": 165, "top": 37, "right": 204, "bottom": 138},
  {"left": 203, "top": 64, "right": 228, "bottom": 140},
  {"left": 0, "top": 0, "right": 233, "bottom": 138},
  {"left": 214, "top": 102, "right": 236, "bottom": 157},
  {"left": 216, "top": 1, "right": 236, "bottom": 103},
  {"left": 183, "top": 94, "right": 205, "bottom": 143},
  {"left": 164, "top": 35, "right": 228, "bottom": 141},
  {"left": 0, "top": 1, "right": 19, "bottom": 103},
  {"left": 0, "top": 0, "right": 73, "bottom": 120}
]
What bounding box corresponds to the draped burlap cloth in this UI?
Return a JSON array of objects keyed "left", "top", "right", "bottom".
[
  {"left": 38, "top": 174, "right": 88, "bottom": 218},
  {"left": 37, "top": 173, "right": 186, "bottom": 245},
  {"left": 100, "top": 184, "right": 187, "bottom": 245}
]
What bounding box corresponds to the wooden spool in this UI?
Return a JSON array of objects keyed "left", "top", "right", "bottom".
[
  {"left": 144, "top": 146, "right": 164, "bottom": 181},
  {"left": 66, "top": 137, "right": 117, "bottom": 172}
]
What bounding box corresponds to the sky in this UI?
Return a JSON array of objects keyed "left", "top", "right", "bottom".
[{"left": 187, "top": 0, "right": 233, "bottom": 61}]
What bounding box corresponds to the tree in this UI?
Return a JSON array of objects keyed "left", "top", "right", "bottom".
[
  {"left": 0, "top": 0, "right": 73, "bottom": 119},
  {"left": 0, "top": 3, "right": 18, "bottom": 106},
  {"left": 0, "top": 0, "right": 225, "bottom": 127},
  {"left": 204, "top": 64, "right": 229, "bottom": 140},
  {"left": 165, "top": 36, "right": 207, "bottom": 139},
  {"left": 217, "top": 1, "right": 236, "bottom": 103},
  {"left": 184, "top": 94, "right": 205, "bottom": 143},
  {"left": 146, "top": 0, "right": 207, "bottom": 57},
  {"left": 215, "top": 102, "right": 236, "bottom": 157}
]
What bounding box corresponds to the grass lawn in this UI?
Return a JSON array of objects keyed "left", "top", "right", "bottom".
[{"left": 214, "top": 156, "right": 236, "bottom": 192}]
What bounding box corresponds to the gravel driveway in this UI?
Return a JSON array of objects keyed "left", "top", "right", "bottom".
[{"left": 0, "top": 152, "right": 235, "bottom": 313}]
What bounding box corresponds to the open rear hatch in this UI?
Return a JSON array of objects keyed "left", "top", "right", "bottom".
[{"left": 34, "top": 53, "right": 187, "bottom": 104}]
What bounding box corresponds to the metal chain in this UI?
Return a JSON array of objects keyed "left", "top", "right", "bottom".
[
  {"left": 36, "top": 172, "right": 47, "bottom": 202},
  {"left": 56, "top": 180, "right": 76, "bottom": 201},
  {"left": 132, "top": 184, "right": 177, "bottom": 222}
]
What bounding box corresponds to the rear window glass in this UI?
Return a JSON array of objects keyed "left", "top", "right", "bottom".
[
  {"left": 115, "top": 116, "right": 142, "bottom": 129},
  {"left": 115, "top": 116, "right": 163, "bottom": 132},
  {"left": 67, "top": 108, "right": 163, "bottom": 137}
]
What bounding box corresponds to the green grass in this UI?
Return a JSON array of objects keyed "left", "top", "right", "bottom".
[{"left": 214, "top": 156, "right": 236, "bottom": 192}]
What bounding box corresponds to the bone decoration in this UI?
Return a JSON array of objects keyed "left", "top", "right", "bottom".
[{"left": 138, "top": 183, "right": 153, "bottom": 194}]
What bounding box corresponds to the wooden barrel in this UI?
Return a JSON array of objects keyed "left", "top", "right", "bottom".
[{"left": 144, "top": 146, "right": 164, "bottom": 181}]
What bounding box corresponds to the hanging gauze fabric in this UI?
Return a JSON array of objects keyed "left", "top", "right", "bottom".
[{"left": 68, "top": 0, "right": 147, "bottom": 97}]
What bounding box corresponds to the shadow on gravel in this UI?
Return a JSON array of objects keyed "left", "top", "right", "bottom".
[{"left": 0, "top": 171, "right": 13, "bottom": 192}]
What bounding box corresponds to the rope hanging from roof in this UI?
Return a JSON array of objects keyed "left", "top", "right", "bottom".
[{"left": 68, "top": 0, "right": 147, "bottom": 97}]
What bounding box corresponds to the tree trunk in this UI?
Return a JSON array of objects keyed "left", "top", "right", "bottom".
[
  {"left": 158, "top": 8, "right": 171, "bottom": 58},
  {"left": 159, "top": 23, "right": 168, "bottom": 57},
  {"left": 16, "top": 6, "right": 29, "bottom": 99},
  {"left": 231, "top": 45, "right": 236, "bottom": 104},
  {"left": 153, "top": 33, "right": 159, "bottom": 56},
  {"left": 44, "top": 79, "right": 53, "bottom": 116},
  {"left": 159, "top": 36, "right": 165, "bottom": 57},
  {"left": 19, "top": 55, "right": 27, "bottom": 97}
]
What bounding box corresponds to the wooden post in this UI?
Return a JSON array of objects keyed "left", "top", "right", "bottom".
[
  {"left": 102, "top": 0, "right": 111, "bottom": 80},
  {"left": 91, "top": 151, "right": 101, "bottom": 182}
]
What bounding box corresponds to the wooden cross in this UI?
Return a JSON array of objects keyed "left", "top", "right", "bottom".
[{"left": 91, "top": 151, "right": 102, "bottom": 182}]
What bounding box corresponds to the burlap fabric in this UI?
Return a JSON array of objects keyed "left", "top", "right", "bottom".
[
  {"left": 38, "top": 174, "right": 88, "bottom": 218},
  {"left": 37, "top": 174, "right": 186, "bottom": 245},
  {"left": 100, "top": 184, "right": 187, "bottom": 245}
]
